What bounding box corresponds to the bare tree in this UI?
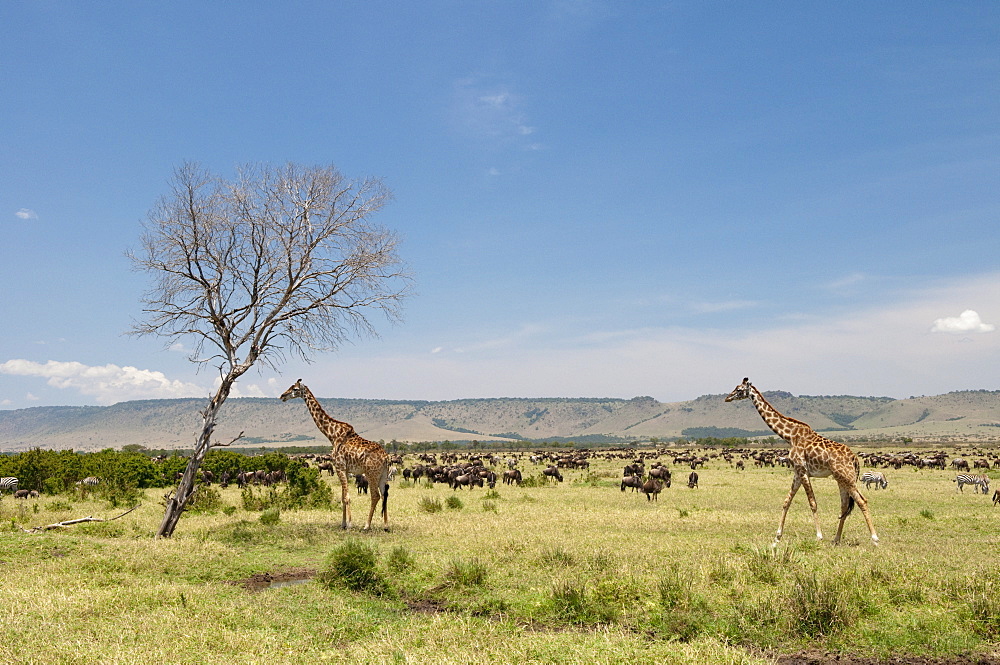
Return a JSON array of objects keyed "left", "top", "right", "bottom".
[{"left": 129, "top": 162, "right": 409, "bottom": 537}]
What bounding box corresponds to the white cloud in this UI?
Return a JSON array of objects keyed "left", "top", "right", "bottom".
[
  {"left": 691, "top": 300, "right": 758, "bottom": 314},
  {"left": 293, "top": 273, "right": 1000, "bottom": 402},
  {"left": 453, "top": 77, "right": 537, "bottom": 148},
  {"left": 15, "top": 208, "right": 38, "bottom": 220},
  {"left": 930, "top": 309, "right": 995, "bottom": 334},
  {"left": 0, "top": 359, "right": 206, "bottom": 404}
]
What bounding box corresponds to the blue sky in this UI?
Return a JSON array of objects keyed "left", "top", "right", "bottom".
[{"left": 2, "top": 1, "right": 999, "bottom": 409}]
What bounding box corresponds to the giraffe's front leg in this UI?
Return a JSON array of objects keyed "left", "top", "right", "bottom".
[
  {"left": 774, "top": 475, "right": 802, "bottom": 546},
  {"left": 336, "top": 470, "right": 352, "bottom": 529},
  {"left": 798, "top": 474, "right": 823, "bottom": 542}
]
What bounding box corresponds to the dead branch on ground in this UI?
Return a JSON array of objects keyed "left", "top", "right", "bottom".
[{"left": 20, "top": 504, "right": 141, "bottom": 533}]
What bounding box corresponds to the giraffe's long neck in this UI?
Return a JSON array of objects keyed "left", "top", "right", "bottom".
[
  {"left": 748, "top": 386, "right": 799, "bottom": 443},
  {"left": 300, "top": 386, "right": 351, "bottom": 446}
]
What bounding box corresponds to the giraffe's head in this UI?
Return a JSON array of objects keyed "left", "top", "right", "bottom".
[
  {"left": 280, "top": 379, "right": 306, "bottom": 402},
  {"left": 725, "top": 378, "right": 752, "bottom": 402}
]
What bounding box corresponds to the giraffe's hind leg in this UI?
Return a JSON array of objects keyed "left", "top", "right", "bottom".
[
  {"left": 848, "top": 485, "right": 879, "bottom": 545},
  {"left": 833, "top": 482, "right": 854, "bottom": 545}
]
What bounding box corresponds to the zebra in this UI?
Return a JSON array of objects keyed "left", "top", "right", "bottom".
[
  {"left": 860, "top": 471, "right": 888, "bottom": 490},
  {"left": 82, "top": 476, "right": 100, "bottom": 486},
  {"left": 0, "top": 477, "right": 18, "bottom": 494},
  {"left": 954, "top": 474, "right": 990, "bottom": 494}
]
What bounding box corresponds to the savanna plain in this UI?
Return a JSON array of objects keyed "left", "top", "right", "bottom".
[{"left": 3, "top": 448, "right": 1000, "bottom": 665}]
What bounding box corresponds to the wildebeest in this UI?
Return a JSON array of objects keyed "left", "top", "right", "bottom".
[
  {"left": 687, "top": 471, "right": 699, "bottom": 489},
  {"left": 620, "top": 475, "right": 643, "bottom": 492},
  {"left": 502, "top": 469, "right": 522, "bottom": 486},
  {"left": 451, "top": 473, "right": 484, "bottom": 490},
  {"left": 649, "top": 466, "right": 671, "bottom": 483},
  {"left": 543, "top": 466, "right": 564, "bottom": 482},
  {"left": 642, "top": 478, "right": 664, "bottom": 501},
  {"left": 994, "top": 489, "right": 1000, "bottom": 506}
]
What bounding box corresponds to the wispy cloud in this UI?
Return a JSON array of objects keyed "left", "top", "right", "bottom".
[
  {"left": 930, "top": 309, "right": 995, "bottom": 334},
  {"left": 452, "top": 77, "right": 538, "bottom": 148},
  {"left": 690, "top": 300, "right": 758, "bottom": 314},
  {"left": 15, "top": 208, "right": 38, "bottom": 221},
  {"left": 294, "top": 273, "right": 1000, "bottom": 401}
]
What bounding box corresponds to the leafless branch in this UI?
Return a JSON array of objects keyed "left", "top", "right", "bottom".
[{"left": 22, "top": 504, "right": 142, "bottom": 533}]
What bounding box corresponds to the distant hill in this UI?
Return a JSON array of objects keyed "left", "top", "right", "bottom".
[{"left": 2, "top": 389, "right": 999, "bottom": 452}]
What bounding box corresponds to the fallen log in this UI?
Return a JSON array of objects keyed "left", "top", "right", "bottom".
[{"left": 21, "top": 504, "right": 141, "bottom": 533}]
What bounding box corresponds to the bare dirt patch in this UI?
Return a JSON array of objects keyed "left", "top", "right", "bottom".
[
  {"left": 775, "top": 650, "right": 1000, "bottom": 665},
  {"left": 230, "top": 567, "right": 317, "bottom": 592}
]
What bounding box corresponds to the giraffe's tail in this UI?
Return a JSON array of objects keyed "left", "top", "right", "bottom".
[
  {"left": 841, "top": 496, "right": 856, "bottom": 519},
  {"left": 381, "top": 479, "right": 389, "bottom": 519}
]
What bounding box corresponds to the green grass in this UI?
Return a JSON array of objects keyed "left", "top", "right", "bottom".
[{"left": 1, "top": 447, "right": 999, "bottom": 663}]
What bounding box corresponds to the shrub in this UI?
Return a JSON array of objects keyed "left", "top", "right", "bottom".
[
  {"left": 788, "top": 570, "right": 859, "bottom": 637},
  {"left": 443, "top": 558, "right": 488, "bottom": 587},
  {"left": 540, "top": 546, "right": 576, "bottom": 567},
  {"left": 418, "top": 497, "right": 442, "bottom": 513},
  {"left": 186, "top": 486, "right": 223, "bottom": 514},
  {"left": 259, "top": 508, "right": 280, "bottom": 525},
  {"left": 445, "top": 496, "right": 463, "bottom": 510},
  {"left": 549, "top": 578, "right": 621, "bottom": 625},
  {"left": 482, "top": 500, "right": 497, "bottom": 513},
  {"left": 387, "top": 545, "right": 416, "bottom": 572},
  {"left": 320, "top": 539, "right": 389, "bottom": 595}
]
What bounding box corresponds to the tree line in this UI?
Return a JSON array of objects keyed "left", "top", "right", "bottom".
[{"left": 0, "top": 447, "right": 300, "bottom": 495}]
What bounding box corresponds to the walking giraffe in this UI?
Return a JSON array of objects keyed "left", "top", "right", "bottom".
[
  {"left": 280, "top": 380, "right": 391, "bottom": 530},
  {"left": 725, "top": 378, "right": 878, "bottom": 546}
]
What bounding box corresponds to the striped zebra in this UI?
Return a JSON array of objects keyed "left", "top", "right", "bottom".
[
  {"left": 954, "top": 474, "right": 990, "bottom": 494},
  {"left": 81, "top": 476, "right": 100, "bottom": 487},
  {"left": 0, "top": 477, "right": 19, "bottom": 494},
  {"left": 860, "top": 471, "right": 888, "bottom": 490}
]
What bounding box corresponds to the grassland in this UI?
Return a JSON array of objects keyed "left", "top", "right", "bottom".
[{"left": 2, "top": 449, "right": 1000, "bottom": 664}]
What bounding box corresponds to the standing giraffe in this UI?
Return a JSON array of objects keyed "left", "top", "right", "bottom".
[
  {"left": 725, "top": 378, "right": 878, "bottom": 546},
  {"left": 280, "top": 380, "right": 390, "bottom": 531}
]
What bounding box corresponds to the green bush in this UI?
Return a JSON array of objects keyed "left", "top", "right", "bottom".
[
  {"left": 320, "top": 539, "right": 389, "bottom": 595},
  {"left": 259, "top": 507, "right": 280, "bottom": 525},
  {"left": 445, "top": 496, "right": 463, "bottom": 510},
  {"left": 387, "top": 545, "right": 416, "bottom": 572},
  {"left": 788, "top": 570, "right": 859, "bottom": 638},
  {"left": 418, "top": 497, "right": 442, "bottom": 513},
  {"left": 186, "top": 486, "right": 223, "bottom": 514},
  {"left": 443, "top": 557, "right": 488, "bottom": 587}
]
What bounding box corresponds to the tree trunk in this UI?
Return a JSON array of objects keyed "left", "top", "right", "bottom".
[{"left": 156, "top": 380, "right": 232, "bottom": 538}]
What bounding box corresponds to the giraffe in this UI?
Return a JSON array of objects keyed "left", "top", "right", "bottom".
[
  {"left": 280, "top": 379, "right": 390, "bottom": 531},
  {"left": 725, "top": 378, "right": 878, "bottom": 546}
]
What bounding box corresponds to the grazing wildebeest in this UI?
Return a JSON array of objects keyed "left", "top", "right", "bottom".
[
  {"left": 543, "top": 466, "right": 564, "bottom": 482},
  {"left": 649, "top": 466, "right": 671, "bottom": 483},
  {"left": 451, "top": 473, "right": 484, "bottom": 490},
  {"left": 502, "top": 469, "right": 523, "bottom": 486},
  {"left": 687, "top": 471, "right": 699, "bottom": 489},
  {"left": 355, "top": 474, "right": 369, "bottom": 494},
  {"left": 994, "top": 489, "right": 1000, "bottom": 506},
  {"left": 642, "top": 478, "right": 664, "bottom": 501},
  {"left": 13, "top": 489, "right": 30, "bottom": 499},
  {"left": 620, "top": 475, "right": 643, "bottom": 492}
]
